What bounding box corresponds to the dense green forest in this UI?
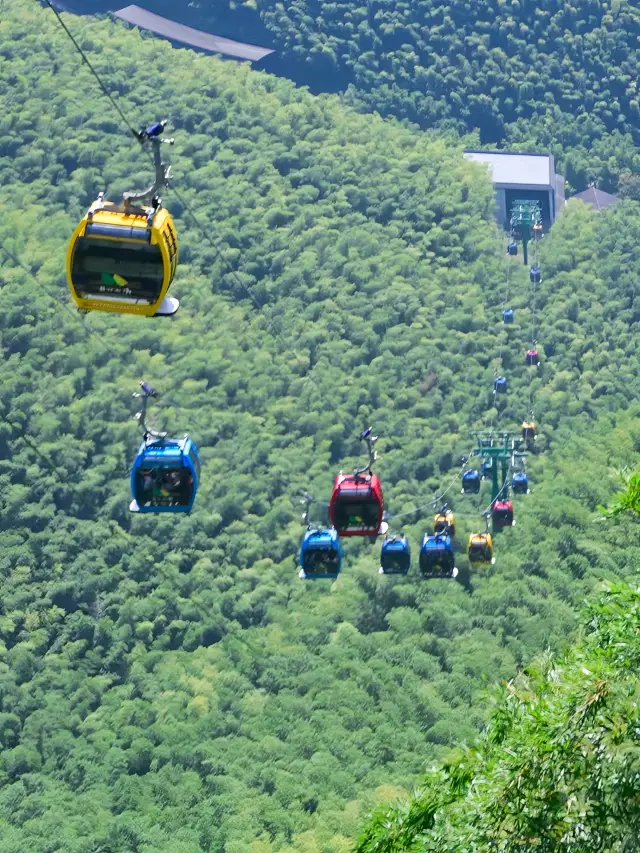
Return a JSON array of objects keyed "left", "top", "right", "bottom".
[
  {"left": 1, "top": 1, "right": 640, "bottom": 850},
  {"left": 136, "top": 0, "right": 640, "bottom": 193},
  {"left": 355, "top": 580, "right": 640, "bottom": 852}
]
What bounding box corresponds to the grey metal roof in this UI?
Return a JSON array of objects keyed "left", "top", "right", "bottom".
[
  {"left": 571, "top": 186, "right": 619, "bottom": 210},
  {"left": 114, "top": 5, "right": 274, "bottom": 61},
  {"left": 464, "top": 151, "right": 554, "bottom": 188}
]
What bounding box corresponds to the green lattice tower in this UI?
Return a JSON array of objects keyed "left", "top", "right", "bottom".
[
  {"left": 510, "top": 200, "right": 542, "bottom": 266},
  {"left": 470, "top": 431, "right": 527, "bottom": 533}
]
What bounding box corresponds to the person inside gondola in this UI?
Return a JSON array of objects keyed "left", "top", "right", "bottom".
[
  {"left": 479, "top": 541, "right": 492, "bottom": 562},
  {"left": 306, "top": 548, "right": 339, "bottom": 574},
  {"left": 324, "top": 548, "right": 339, "bottom": 571},
  {"left": 384, "top": 551, "right": 408, "bottom": 573},
  {"left": 161, "top": 468, "right": 192, "bottom": 506},
  {"left": 334, "top": 499, "right": 380, "bottom": 531},
  {"left": 137, "top": 468, "right": 158, "bottom": 506}
]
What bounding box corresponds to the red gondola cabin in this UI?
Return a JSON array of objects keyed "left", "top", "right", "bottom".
[
  {"left": 492, "top": 500, "right": 514, "bottom": 529},
  {"left": 329, "top": 473, "right": 384, "bottom": 537}
]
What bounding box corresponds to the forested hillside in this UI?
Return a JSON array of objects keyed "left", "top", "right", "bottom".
[
  {"left": 1, "top": 2, "right": 640, "bottom": 851},
  {"left": 149, "top": 0, "right": 640, "bottom": 193},
  {"left": 355, "top": 580, "right": 640, "bottom": 852}
]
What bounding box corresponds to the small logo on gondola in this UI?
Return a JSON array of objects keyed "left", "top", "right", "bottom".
[{"left": 101, "top": 273, "right": 129, "bottom": 287}]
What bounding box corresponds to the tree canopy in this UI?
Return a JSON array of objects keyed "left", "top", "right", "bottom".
[
  {"left": 153, "top": 0, "right": 640, "bottom": 192},
  {"left": 1, "top": 1, "right": 640, "bottom": 850},
  {"left": 354, "top": 580, "right": 640, "bottom": 853}
]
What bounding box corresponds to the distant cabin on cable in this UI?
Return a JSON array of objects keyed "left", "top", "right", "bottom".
[{"left": 464, "top": 151, "right": 565, "bottom": 232}]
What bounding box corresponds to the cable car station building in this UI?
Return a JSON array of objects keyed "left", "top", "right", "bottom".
[{"left": 464, "top": 151, "right": 565, "bottom": 231}]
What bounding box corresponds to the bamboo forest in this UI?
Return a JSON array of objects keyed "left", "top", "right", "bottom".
[{"left": 0, "top": 1, "right": 639, "bottom": 851}]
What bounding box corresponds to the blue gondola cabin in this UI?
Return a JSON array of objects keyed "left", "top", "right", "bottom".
[
  {"left": 130, "top": 436, "right": 200, "bottom": 513},
  {"left": 462, "top": 469, "right": 481, "bottom": 494},
  {"left": 299, "top": 527, "right": 342, "bottom": 579},
  {"left": 512, "top": 472, "right": 529, "bottom": 494},
  {"left": 379, "top": 535, "right": 411, "bottom": 575},
  {"left": 419, "top": 534, "right": 456, "bottom": 578}
]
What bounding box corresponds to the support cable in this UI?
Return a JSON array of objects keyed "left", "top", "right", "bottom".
[
  {"left": 386, "top": 450, "right": 476, "bottom": 522},
  {"left": 39, "top": 0, "right": 308, "bottom": 365}
]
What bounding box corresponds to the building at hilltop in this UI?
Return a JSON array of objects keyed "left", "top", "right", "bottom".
[
  {"left": 113, "top": 5, "right": 274, "bottom": 62},
  {"left": 571, "top": 185, "right": 619, "bottom": 211},
  {"left": 464, "top": 151, "right": 565, "bottom": 232}
]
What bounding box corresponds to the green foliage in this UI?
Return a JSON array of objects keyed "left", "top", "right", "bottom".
[
  {"left": 601, "top": 468, "right": 640, "bottom": 519},
  {"left": 0, "top": 2, "right": 640, "bottom": 850},
  {"left": 618, "top": 170, "right": 640, "bottom": 200},
  {"left": 354, "top": 582, "right": 640, "bottom": 852},
  {"left": 250, "top": 0, "right": 640, "bottom": 190}
]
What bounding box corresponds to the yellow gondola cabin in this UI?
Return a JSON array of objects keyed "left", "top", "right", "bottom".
[
  {"left": 66, "top": 121, "right": 179, "bottom": 317},
  {"left": 467, "top": 532, "right": 494, "bottom": 565},
  {"left": 66, "top": 197, "right": 178, "bottom": 316}
]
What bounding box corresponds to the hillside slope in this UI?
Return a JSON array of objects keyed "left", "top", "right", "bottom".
[
  {"left": 1, "top": 2, "right": 640, "bottom": 851},
  {"left": 355, "top": 580, "right": 640, "bottom": 853},
  {"left": 154, "top": 0, "right": 640, "bottom": 192}
]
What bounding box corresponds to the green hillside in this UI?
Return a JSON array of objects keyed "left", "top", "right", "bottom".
[
  {"left": 355, "top": 579, "right": 640, "bottom": 853},
  {"left": 258, "top": 0, "right": 640, "bottom": 191},
  {"left": 1, "top": 2, "right": 640, "bottom": 851},
  {"left": 173, "top": 0, "right": 640, "bottom": 192}
]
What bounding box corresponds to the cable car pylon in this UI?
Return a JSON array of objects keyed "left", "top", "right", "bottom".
[
  {"left": 510, "top": 200, "right": 542, "bottom": 266},
  {"left": 469, "top": 431, "right": 526, "bottom": 533}
]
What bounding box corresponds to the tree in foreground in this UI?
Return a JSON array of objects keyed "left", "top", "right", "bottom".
[{"left": 354, "top": 581, "right": 640, "bottom": 852}]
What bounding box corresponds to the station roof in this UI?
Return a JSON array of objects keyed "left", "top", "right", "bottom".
[
  {"left": 114, "top": 5, "right": 274, "bottom": 61},
  {"left": 464, "top": 151, "right": 555, "bottom": 188},
  {"left": 571, "top": 186, "right": 619, "bottom": 210}
]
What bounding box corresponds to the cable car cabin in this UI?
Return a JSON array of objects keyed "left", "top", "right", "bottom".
[
  {"left": 512, "top": 472, "right": 529, "bottom": 494},
  {"left": 526, "top": 349, "right": 540, "bottom": 366},
  {"left": 530, "top": 266, "right": 542, "bottom": 284},
  {"left": 329, "top": 473, "right": 384, "bottom": 537},
  {"left": 492, "top": 500, "right": 514, "bottom": 529},
  {"left": 434, "top": 508, "right": 456, "bottom": 537},
  {"left": 481, "top": 459, "right": 493, "bottom": 479},
  {"left": 379, "top": 535, "right": 411, "bottom": 575},
  {"left": 494, "top": 377, "right": 508, "bottom": 394},
  {"left": 462, "top": 469, "right": 481, "bottom": 494},
  {"left": 67, "top": 200, "right": 179, "bottom": 317},
  {"left": 468, "top": 532, "right": 494, "bottom": 565},
  {"left": 522, "top": 421, "right": 537, "bottom": 442},
  {"left": 533, "top": 223, "right": 543, "bottom": 240},
  {"left": 130, "top": 436, "right": 200, "bottom": 513},
  {"left": 299, "top": 527, "right": 342, "bottom": 579},
  {"left": 419, "top": 534, "right": 456, "bottom": 578},
  {"left": 503, "top": 308, "right": 514, "bottom": 324},
  {"left": 507, "top": 241, "right": 518, "bottom": 256}
]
